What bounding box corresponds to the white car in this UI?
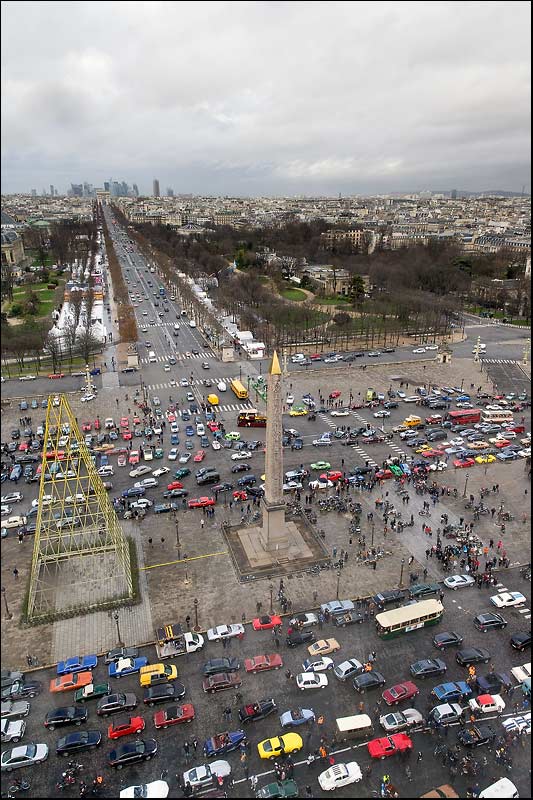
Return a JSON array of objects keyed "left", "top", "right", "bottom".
[
  {"left": 318, "top": 762, "right": 362, "bottom": 791},
  {"left": 217, "top": 381, "right": 227, "bottom": 392},
  {"left": 212, "top": 440, "right": 221, "bottom": 451},
  {"left": 196, "top": 424, "right": 205, "bottom": 436},
  {"left": 180, "top": 379, "right": 190, "bottom": 387},
  {"left": 163, "top": 365, "right": 171, "bottom": 372},
  {"left": 412, "top": 348, "right": 426, "bottom": 354},
  {"left": 31, "top": 495, "right": 53, "bottom": 508},
  {"left": 0, "top": 742, "right": 48, "bottom": 770},
  {"left": 373, "top": 410, "right": 391, "bottom": 418},
  {"left": 169, "top": 378, "right": 176, "bottom": 386},
  {"left": 468, "top": 694, "right": 505, "bottom": 715},
  {"left": 289, "top": 613, "right": 318, "bottom": 628},
  {"left": 129, "top": 465, "right": 152, "bottom": 478},
  {"left": 403, "top": 396, "right": 420, "bottom": 403},
  {"left": 296, "top": 672, "right": 328, "bottom": 691},
  {"left": 130, "top": 499, "right": 153, "bottom": 510},
  {"left": 309, "top": 479, "right": 333, "bottom": 491},
  {"left": 168, "top": 448, "right": 178, "bottom": 461},
  {"left": 18, "top": 375, "right": 37, "bottom": 381},
  {"left": 80, "top": 394, "right": 96, "bottom": 402},
  {"left": 501, "top": 713, "right": 531, "bottom": 736},
  {"left": 286, "top": 395, "right": 294, "bottom": 405},
  {"left": 379, "top": 709, "right": 424, "bottom": 732},
  {"left": 443, "top": 574, "right": 476, "bottom": 590},
  {"left": 179, "top": 453, "right": 192, "bottom": 463},
  {"left": 64, "top": 494, "right": 87, "bottom": 505},
  {"left": 428, "top": 461, "right": 448, "bottom": 472},
  {"left": 1, "top": 506, "right": 11, "bottom": 516},
  {"left": 425, "top": 345, "right": 439, "bottom": 351},
  {"left": 1, "top": 493, "right": 23, "bottom": 505},
  {"left": 330, "top": 409, "right": 350, "bottom": 417},
  {"left": 1, "top": 516, "right": 26, "bottom": 529},
  {"left": 0, "top": 719, "right": 26, "bottom": 743},
  {"left": 511, "top": 664, "right": 531, "bottom": 684},
  {"left": 120, "top": 782, "right": 169, "bottom": 799},
  {"left": 518, "top": 448, "right": 531, "bottom": 458},
  {"left": 170, "top": 422, "right": 180, "bottom": 434},
  {"left": 133, "top": 478, "right": 159, "bottom": 489},
  {"left": 97, "top": 465, "right": 114, "bottom": 477},
  {"left": 312, "top": 438, "right": 332, "bottom": 447},
  {"left": 231, "top": 451, "right": 252, "bottom": 460},
  {"left": 182, "top": 761, "right": 231, "bottom": 791},
  {"left": 490, "top": 591, "right": 527, "bottom": 608},
  {"left": 302, "top": 657, "right": 334, "bottom": 673},
  {"left": 206, "top": 624, "right": 245, "bottom": 642}
]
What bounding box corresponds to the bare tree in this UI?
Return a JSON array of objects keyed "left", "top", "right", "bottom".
[
  {"left": 44, "top": 332, "right": 62, "bottom": 373},
  {"left": 77, "top": 328, "right": 101, "bottom": 365},
  {"left": 63, "top": 320, "right": 78, "bottom": 367},
  {"left": 70, "top": 291, "right": 83, "bottom": 329}
]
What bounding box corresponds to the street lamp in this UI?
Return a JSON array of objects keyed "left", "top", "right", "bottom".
[
  {"left": 113, "top": 611, "right": 124, "bottom": 647},
  {"left": 269, "top": 583, "right": 274, "bottom": 615},
  {"left": 399, "top": 558, "right": 405, "bottom": 588},
  {"left": 1, "top": 587, "right": 12, "bottom": 620},
  {"left": 239, "top": 365, "right": 242, "bottom": 380},
  {"left": 371, "top": 523, "right": 375, "bottom": 548},
  {"left": 462, "top": 472, "right": 470, "bottom": 498},
  {"left": 174, "top": 515, "right": 181, "bottom": 559},
  {"left": 336, "top": 570, "right": 341, "bottom": 600},
  {"left": 193, "top": 598, "right": 200, "bottom": 631}
]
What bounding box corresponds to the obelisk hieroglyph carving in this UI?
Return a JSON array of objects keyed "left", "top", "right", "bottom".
[{"left": 260, "top": 350, "right": 289, "bottom": 550}]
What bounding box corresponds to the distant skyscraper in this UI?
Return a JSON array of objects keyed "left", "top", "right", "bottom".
[
  {"left": 70, "top": 183, "right": 83, "bottom": 197},
  {"left": 31, "top": 189, "right": 37, "bottom": 197},
  {"left": 166, "top": 187, "right": 174, "bottom": 197},
  {"left": 153, "top": 179, "right": 160, "bottom": 197},
  {"left": 50, "top": 184, "right": 54, "bottom": 197},
  {"left": 132, "top": 183, "right": 139, "bottom": 197},
  {"left": 451, "top": 189, "right": 457, "bottom": 199},
  {"left": 104, "top": 181, "right": 110, "bottom": 192}
]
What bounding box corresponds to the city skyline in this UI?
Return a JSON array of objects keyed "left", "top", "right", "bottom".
[{"left": 1, "top": 1, "right": 530, "bottom": 195}]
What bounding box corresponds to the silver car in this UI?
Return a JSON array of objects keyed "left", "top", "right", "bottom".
[
  {"left": 1, "top": 719, "right": 26, "bottom": 743},
  {"left": 1, "top": 701, "right": 30, "bottom": 721},
  {"left": 1, "top": 743, "right": 48, "bottom": 770},
  {"left": 333, "top": 659, "right": 364, "bottom": 682}
]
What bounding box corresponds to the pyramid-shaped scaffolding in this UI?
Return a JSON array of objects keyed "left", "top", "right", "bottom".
[{"left": 27, "top": 395, "right": 133, "bottom": 622}]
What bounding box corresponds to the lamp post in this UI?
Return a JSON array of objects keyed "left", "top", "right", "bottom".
[
  {"left": 523, "top": 338, "right": 531, "bottom": 366},
  {"left": 239, "top": 365, "right": 242, "bottom": 381},
  {"left": 399, "top": 558, "right": 405, "bottom": 588},
  {"left": 336, "top": 570, "right": 341, "bottom": 600},
  {"left": 193, "top": 598, "right": 200, "bottom": 631},
  {"left": 371, "top": 523, "right": 375, "bottom": 548},
  {"left": 113, "top": 611, "right": 124, "bottom": 647},
  {"left": 174, "top": 514, "right": 181, "bottom": 559},
  {"left": 1, "top": 587, "right": 12, "bottom": 620},
  {"left": 462, "top": 472, "right": 470, "bottom": 499},
  {"left": 269, "top": 583, "right": 274, "bottom": 615}
]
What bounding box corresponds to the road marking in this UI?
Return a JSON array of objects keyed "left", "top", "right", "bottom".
[{"left": 141, "top": 550, "right": 229, "bottom": 571}]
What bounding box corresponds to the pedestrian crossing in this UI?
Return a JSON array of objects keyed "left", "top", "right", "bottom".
[
  {"left": 139, "top": 352, "right": 215, "bottom": 365},
  {"left": 317, "top": 409, "right": 410, "bottom": 468},
  {"left": 482, "top": 359, "right": 520, "bottom": 365}
]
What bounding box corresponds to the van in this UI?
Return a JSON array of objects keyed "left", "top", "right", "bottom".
[
  {"left": 334, "top": 714, "right": 373, "bottom": 742},
  {"left": 139, "top": 663, "right": 178, "bottom": 687},
  {"left": 478, "top": 778, "right": 518, "bottom": 799},
  {"left": 404, "top": 415, "right": 422, "bottom": 427},
  {"left": 207, "top": 394, "right": 219, "bottom": 406},
  {"left": 148, "top": 351, "right": 157, "bottom": 363}
]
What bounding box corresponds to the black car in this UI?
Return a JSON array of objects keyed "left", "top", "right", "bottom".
[
  {"left": 1, "top": 681, "right": 42, "bottom": 700},
  {"left": 456, "top": 648, "right": 491, "bottom": 666},
  {"left": 44, "top": 706, "right": 88, "bottom": 730},
  {"left": 247, "top": 486, "right": 265, "bottom": 497},
  {"left": 203, "top": 658, "right": 240, "bottom": 677},
  {"left": 473, "top": 612, "right": 508, "bottom": 632},
  {"left": 409, "top": 659, "right": 447, "bottom": 678},
  {"left": 408, "top": 583, "right": 440, "bottom": 600},
  {"left": 108, "top": 738, "right": 158, "bottom": 769},
  {"left": 56, "top": 730, "right": 102, "bottom": 755},
  {"left": 238, "top": 698, "right": 277, "bottom": 723},
  {"left": 372, "top": 589, "right": 405, "bottom": 608},
  {"left": 104, "top": 647, "right": 139, "bottom": 665},
  {"left": 457, "top": 724, "right": 497, "bottom": 748},
  {"left": 237, "top": 475, "right": 256, "bottom": 487},
  {"left": 510, "top": 631, "right": 531, "bottom": 652},
  {"left": 143, "top": 683, "right": 185, "bottom": 707},
  {"left": 383, "top": 402, "right": 399, "bottom": 409},
  {"left": 433, "top": 631, "right": 464, "bottom": 650},
  {"left": 96, "top": 693, "right": 138, "bottom": 717},
  {"left": 286, "top": 631, "right": 316, "bottom": 647},
  {"left": 352, "top": 671, "right": 386, "bottom": 693},
  {"left": 382, "top": 347, "right": 396, "bottom": 353},
  {"left": 212, "top": 483, "right": 234, "bottom": 493},
  {"left": 475, "top": 672, "right": 512, "bottom": 694},
  {"left": 231, "top": 464, "right": 252, "bottom": 474}
]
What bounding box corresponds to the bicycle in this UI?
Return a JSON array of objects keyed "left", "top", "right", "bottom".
[{"left": 7, "top": 780, "right": 30, "bottom": 795}]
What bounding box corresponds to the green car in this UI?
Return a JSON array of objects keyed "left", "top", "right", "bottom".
[
  {"left": 154, "top": 447, "right": 164, "bottom": 459},
  {"left": 225, "top": 432, "right": 241, "bottom": 441},
  {"left": 175, "top": 467, "right": 191, "bottom": 479},
  {"left": 390, "top": 464, "right": 403, "bottom": 477},
  {"left": 74, "top": 682, "right": 110, "bottom": 703},
  {"left": 256, "top": 781, "right": 298, "bottom": 799},
  {"left": 311, "top": 461, "right": 331, "bottom": 470}
]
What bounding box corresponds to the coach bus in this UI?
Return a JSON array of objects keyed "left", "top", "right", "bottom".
[
  {"left": 480, "top": 408, "right": 514, "bottom": 425},
  {"left": 237, "top": 408, "right": 267, "bottom": 428},
  {"left": 446, "top": 409, "right": 481, "bottom": 426},
  {"left": 230, "top": 379, "right": 249, "bottom": 400},
  {"left": 376, "top": 599, "right": 444, "bottom": 640}
]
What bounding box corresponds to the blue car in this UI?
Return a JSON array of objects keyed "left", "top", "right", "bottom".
[
  {"left": 121, "top": 486, "right": 146, "bottom": 498},
  {"left": 9, "top": 465, "right": 22, "bottom": 481},
  {"left": 400, "top": 463, "right": 411, "bottom": 475},
  {"left": 108, "top": 656, "right": 148, "bottom": 678},
  {"left": 185, "top": 426, "right": 194, "bottom": 437},
  {"left": 496, "top": 451, "right": 518, "bottom": 461},
  {"left": 202, "top": 729, "right": 246, "bottom": 757},
  {"left": 279, "top": 708, "right": 316, "bottom": 728},
  {"left": 57, "top": 655, "right": 98, "bottom": 676},
  {"left": 431, "top": 681, "right": 472, "bottom": 703},
  {"left": 171, "top": 434, "right": 179, "bottom": 445}
]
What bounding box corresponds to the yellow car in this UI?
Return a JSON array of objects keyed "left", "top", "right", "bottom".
[
  {"left": 415, "top": 445, "right": 431, "bottom": 454},
  {"left": 307, "top": 638, "right": 340, "bottom": 656},
  {"left": 475, "top": 454, "right": 496, "bottom": 464},
  {"left": 289, "top": 406, "right": 308, "bottom": 417},
  {"left": 257, "top": 733, "right": 303, "bottom": 760},
  {"left": 469, "top": 441, "right": 490, "bottom": 450}
]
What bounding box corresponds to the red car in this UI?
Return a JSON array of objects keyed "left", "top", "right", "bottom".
[
  {"left": 120, "top": 417, "right": 129, "bottom": 428},
  {"left": 207, "top": 421, "right": 219, "bottom": 432},
  {"left": 94, "top": 419, "right": 101, "bottom": 430},
  {"left": 367, "top": 733, "right": 413, "bottom": 759},
  {"left": 50, "top": 672, "right": 93, "bottom": 694},
  {"left": 118, "top": 454, "right": 127, "bottom": 467},
  {"left": 329, "top": 391, "right": 341, "bottom": 399},
  {"left": 122, "top": 430, "right": 132, "bottom": 441},
  {"left": 153, "top": 704, "right": 195, "bottom": 729},
  {"left": 382, "top": 681, "right": 419, "bottom": 706},
  {"left": 45, "top": 450, "right": 65, "bottom": 460},
  {"left": 244, "top": 654, "right": 283, "bottom": 673},
  {"left": 18, "top": 442, "right": 28, "bottom": 452},
  {"left": 319, "top": 471, "right": 342, "bottom": 483},
  {"left": 133, "top": 416, "right": 141, "bottom": 426},
  {"left": 188, "top": 497, "right": 216, "bottom": 509},
  {"left": 166, "top": 413, "right": 176, "bottom": 423},
  {"left": 252, "top": 615, "right": 283, "bottom": 631},
  {"left": 453, "top": 458, "right": 475, "bottom": 469},
  {"left": 310, "top": 354, "right": 322, "bottom": 361},
  {"left": 107, "top": 716, "right": 145, "bottom": 740},
  {"left": 128, "top": 451, "right": 140, "bottom": 465},
  {"left": 494, "top": 439, "right": 510, "bottom": 449},
  {"left": 167, "top": 481, "right": 184, "bottom": 491},
  {"left": 375, "top": 469, "right": 393, "bottom": 480},
  {"left": 421, "top": 449, "right": 445, "bottom": 458},
  {"left": 48, "top": 373, "right": 65, "bottom": 379},
  {"left": 82, "top": 422, "right": 92, "bottom": 432},
  {"left": 233, "top": 490, "right": 248, "bottom": 501},
  {"left": 193, "top": 450, "right": 206, "bottom": 462}
]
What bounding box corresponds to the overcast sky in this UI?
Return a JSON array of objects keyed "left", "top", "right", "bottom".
[{"left": 1, "top": 1, "right": 530, "bottom": 196}]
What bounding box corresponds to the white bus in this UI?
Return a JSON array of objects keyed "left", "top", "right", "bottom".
[
  {"left": 480, "top": 409, "right": 514, "bottom": 425},
  {"left": 376, "top": 599, "right": 444, "bottom": 640}
]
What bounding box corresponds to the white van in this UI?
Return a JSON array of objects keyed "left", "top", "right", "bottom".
[
  {"left": 479, "top": 778, "right": 518, "bottom": 798},
  {"left": 291, "top": 353, "right": 305, "bottom": 363},
  {"left": 148, "top": 351, "right": 157, "bottom": 363}
]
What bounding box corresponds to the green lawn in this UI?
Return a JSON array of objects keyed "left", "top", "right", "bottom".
[
  {"left": 281, "top": 287, "right": 307, "bottom": 301},
  {"left": 13, "top": 287, "right": 56, "bottom": 302},
  {"left": 315, "top": 295, "right": 351, "bottom": 305}
]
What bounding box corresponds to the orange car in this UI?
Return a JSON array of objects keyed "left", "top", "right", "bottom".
[{"left": 50, "top": 671, "right": 93, "bottom": 694}]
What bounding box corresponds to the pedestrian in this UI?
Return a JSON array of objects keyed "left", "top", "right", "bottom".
[
  {"left": 12, "top": 567, "right": 19, "bottom": 579},
  {"left": 200, "top": 518, "right": 204, "bottom": 529},
  {"left": 249, "top": 775, "right": 258, "bottom": 792},
  {"left": 223, "top": 706, "right": 232, "bottom": 721},
  {"left": 18, "top": 531, "right": 24, "bottom": 544},
  {"left": 182, "top": 740, "right": 190, "bottom": 763},
  {"left": 274, "top": 636, "right": 280, "bottom": 649},
  {"left": 417, "top": 751, "right": 423, "bottom": 762},
  {"left": 305, "top": 787, "right": 313, "bottom": 798}
]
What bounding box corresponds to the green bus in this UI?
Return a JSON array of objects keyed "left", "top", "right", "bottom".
[{"left": 376, "top": 598, "right": 444, "bottom": 640}]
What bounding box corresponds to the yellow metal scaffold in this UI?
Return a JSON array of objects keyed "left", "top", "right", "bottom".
[{"left": 27, "top": 394, "right": 133, "bottom": 622}]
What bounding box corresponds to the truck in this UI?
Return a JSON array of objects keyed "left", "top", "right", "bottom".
[{"left": 155, "top": 623, "right": 205, "bottom": 660}]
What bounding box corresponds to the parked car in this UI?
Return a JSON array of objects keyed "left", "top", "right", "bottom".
[{"left": 56, "top": 730, "right": 102, "bottom": 756}]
